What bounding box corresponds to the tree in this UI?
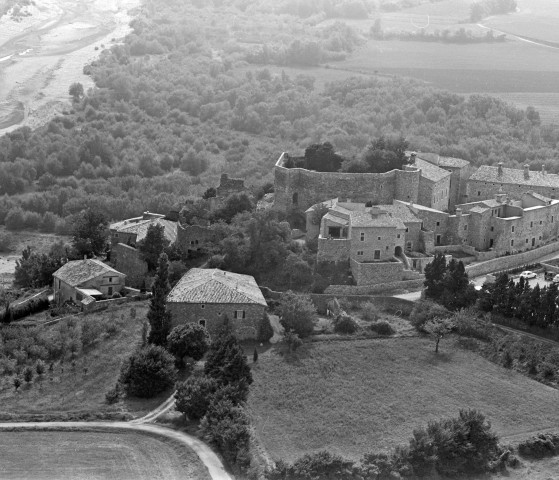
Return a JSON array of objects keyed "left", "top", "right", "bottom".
[
  {"left": 362, "top": 136, "right": 410, "bottom": 173},
  {"left": 424, "top": 317, "right": 454, "bottom": 353},
  {"left": 71, "top": 208, "right": 108, "bottom": 258},
  {"left": 211, "top": 193, "right": 253, "bottom": 223},
  {"left": 23, "top": 366, "right": 34, "bottom": 383},
  {"left": 118, "top": 344, "right": 177, "bottom": 398},
  {"left": 204, "top": 332, "right": 253, "bottom": 388},
  {"left": 304, "top": 142, "right": 343, "bottom": 172},
  {"left": 14, "top": 243, "right": 67, "bottom": 288},
  {"left": 167, "top": 323, "right": 210, "bottom": 366},
  {"left": 147, "top": 252, "right": 172, "bottom": 346},
  {"left": 175, "top": 375, "right": 219, "bottom": 420},
  {"left": 13, "top": 377, "right": 21, "bottom": 391},
  {"left": 257, "top": 313, "right": 274, "bottom": 343},
  {"left": 253, "top": 348, "right": 258, "bottom": 363},
  {"left": 424, "top": 253, "right": 447, "bottom": 301},
  {"left": 69, "top": 82, "right": 84, "bottom": 102},
  {"left": 439, "top": 259, "right": 477, "bottom": 311},
  {"left": 202, "top": 187, "right": 217, "bottom": 199},
  {"left": 138, "top": 223, "right": 170, "bottom": 272},
  {"left": 278, "top": 291, "right": 317, "bottom": 338}
]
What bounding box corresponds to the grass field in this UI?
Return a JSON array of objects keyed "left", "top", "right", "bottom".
[
  {"left": 0, "top": 430, "right": 211, "bottom": 480},
  {"left": 248, "top": 336, "right": 559, "bottom": 462},
  {"left": 0, "top": 302, "right": 164, "bottom": 419},
  {"left": 495, "top": 92, "right": 559, "bottom": 124}
]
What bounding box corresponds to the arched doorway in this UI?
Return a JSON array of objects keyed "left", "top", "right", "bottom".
[{"left": 395, "top": 246, "right": 403, "bottom": 256}]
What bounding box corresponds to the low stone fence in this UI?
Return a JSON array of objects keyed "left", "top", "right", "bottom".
[
  {"left": 325, "top": 278, "right": 424, "bottom": 295},
  {"left": 465, "top": 241, "right": 559, "bottom": 278},
  {"left": 310, "top": 294, "right": 415, "bottom": 316},
  {"left": 434, "top": 244, "right": 476, "bottom": 256}
]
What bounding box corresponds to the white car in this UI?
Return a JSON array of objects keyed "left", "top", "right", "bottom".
[
  {"left": 553, "top": 274, "right": 559, "bottom": 284},
  {"left": 519, "top": 271, "right": 537, "bottom": 279}
]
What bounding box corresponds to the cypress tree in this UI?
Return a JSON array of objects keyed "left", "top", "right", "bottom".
[
  {"left": 147, "top": 252, "right": 172, "bottom": 347},
  {"left": 424, "top": 252, "right": 447, "bottom": 301}
]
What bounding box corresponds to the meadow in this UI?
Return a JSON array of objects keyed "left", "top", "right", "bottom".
[
  {"left": 248, "top": 336, "right": 559, "bottom": 462},
  {"left": 0, "top": 430, "right": 211, "bottom": 480}
]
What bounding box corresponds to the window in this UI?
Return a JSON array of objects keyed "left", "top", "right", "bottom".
[
  {"left": 385, "top": 245, "right": 389, "bottom": 250},
  {"left": 199, "top": 319, "right": 206, "bottom": 327},
  {"left": 539, "top": 236, "right": 542, "bottom": 240},
  {"left": 377, "top": 236, "right": 381, "bottom": 240},
  {"left": 109, "top": 277, "right": 112, "bottom": 283},
  {"left": 234, "top": 310, "right": 246, "bottom": 319},
  {"left": 553, "top": 216, "right": 555, "bottom": 223},
  {"left": 511, "top": 226, "right": 515, "bottom": 233},
  {"left": 292, "top": 192, "right": 298, "bottom": 205},
  {"left": 374, "top": 250, "right": 381, "bottom": 259},
  {"left": 490, "top": 226, "right": 494, "bottom": 232},
  {"left": 436, "top": 221, "right": 440, "bottom": 227},
  {"left": 436, "top": 235, "right": 441, "bottom": 245},
  {"left": 540, "top": 221, "right": 543, "bottom": 225},
  {"left": 477, "top": 191, "right": 481, "bottom": 196},
  {"left": 201, "top": 304, "right": 205, "bottom": 309},
  {"left": 526, "top": 239, "right": 528, "bottom": 243},
  {"left": 357, "top": 251, "right": 364, "bottom": 256},
  {"left": 464, "top": 225, "right": 467, "bottom": 231},
  {"left": 511, "top": 240, "right": 514, "bottom": 246},
  {"left": 115, "top": 233, "right": 119, "bottom": 238},
  {"left": 405, "top": 228, "right": 409, "bottom": 233},
  {"left": 397, "top": 234, "right": 401, "bottom": 239},
  {"left": 530, "top": 221, "right": 533, "bottom": 227},
  {"left": 406, "top": 242, "right": 412, "bottom": 250},
  {"left": 360, "top": 232, "right": 365, "bottom": 241}
]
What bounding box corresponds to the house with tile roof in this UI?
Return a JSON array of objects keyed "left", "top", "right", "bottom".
[
  {"left": 53, "top": 259, "right": 126, "bottom": 307},
  {"left": 166, "top": 268, "right": 268, "bottom": 339}
]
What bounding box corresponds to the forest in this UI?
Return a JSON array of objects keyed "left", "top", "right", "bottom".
[{"left": 0, "top": 0, "right": 558, "bottom": 231}]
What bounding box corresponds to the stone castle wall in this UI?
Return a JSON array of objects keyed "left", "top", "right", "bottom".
[{"left": 273, "top": 154, "right": 421, "bottom": 213}]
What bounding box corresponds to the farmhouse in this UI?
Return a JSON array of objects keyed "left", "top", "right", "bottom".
[
  {"left": 53, "top": 259, "right": 126, "bottom": 306},
  {"left": 166, "top": 268, "right": 267, "bottom": 340}
]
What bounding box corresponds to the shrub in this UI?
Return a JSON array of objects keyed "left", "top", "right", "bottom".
[
  {"left": 453, "top": 308, "right": 492, "bottom": 341},
  {"left": 518, "top": 433, "right": 559, "bottom": 459},
  {"left": 268, "top": 451, "right": 355, "bottom": 480},
  {"left": 167, "top": 323, "right": 210, "bottom": 366},
  {"left": 118, "top": 345, "right": 177, "bottom": 398},
  {"left": 13, "top": 377, "right": 21, "bottom": 391},
  {"left": 105, "top": 385, "right": 121, "bottom": 405},
  {"left": 35, "top": 360, "right": 45, "bottom": 376},
  {"left": 23, "top": 366, "right": 34, "bottom": 383},
  {"left": 257, "top": 312, "right": 274, "bottom": 343},
  {"left": 410, "top": 300, "right": 450, "bottom": 332},
  {"left": 175, "top": 375, "right": 220, "bottom": 421},
  {"left": 333, "top": 314, "right": 359, "bottom": 334},
  {"left": 204, "top": 331, "right": 253, "bottom": 387},
  {"left": 0, "top": 232, "right": 13, "bottom": 251},
  {"left": 81, "top": 318, "right": 105, "bottom": 347},
  {"left": 284, "top": 330, "right": 303, "bottom": 352},
  {"left": 278, "top": 291, "right": 317, "bottom": 338},
  {"left": 369, "top": 321, "right": 395, "bottom": 336},
  {"left": 537, "top": 362, "right": 556, "bottom": 381},
  {"left": 360, "top": 301, "right": 380, "bottom": 321}
]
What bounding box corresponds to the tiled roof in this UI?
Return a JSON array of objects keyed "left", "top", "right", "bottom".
[
  {"left": 525, "top": 192, "right": 552, "bottom": 203},
  {"left": 53, "top": 259, "right": 124, "bottom": 287},
  {"left": 380, "top": 203, "right": 421, "bottom": 223},
  {"left": 350, "top": 211, "right": 406, "bottom": 229},
  {"left": 469, "top": 206, "right": 489, "bottom": 214},
  {"left": 415, "top": 158, "right": 451, "bottom": 182},
  {"left": 111, "top": 218, "right": 177, "bottom": 243},
  {"left": 416, "top": 152, "right": 470, "bottom": 168},
  {"left": 323, "top": 212, "right": 349, "bottom": 226},
  {"left": 167, "top": 268, "right": 267, "bottom": 306},
  {"left": 470, "top": 165, "right": 559, "bottom": 188}
]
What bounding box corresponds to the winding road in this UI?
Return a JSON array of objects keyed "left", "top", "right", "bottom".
[{"left": 0, "top": 395, "right": 234, "bottom": 480}]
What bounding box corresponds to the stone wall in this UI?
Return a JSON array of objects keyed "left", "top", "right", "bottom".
[
  {"left": 167, "top": 302, "right": 265, "bottom": 340},
  {"left": 325, "top": 278, "right": 424, "bottom": 295},
  {"left": 418, "top": 175, "right": 450, "bottom": 211},
  {"left": 349, "top": 225, "right": 404, "bottom": 262},
  {"left": 176, "top": 223, "right": 216, "bottom": 251},
  {"left": 350, "top": 258, "right": 404, "bottom": 285},
  {"left": 465, "top": 241, "right": 559, "bottom": 278},
  {"left": 317, "top": 238, "right": 351, "bottom": 262},
  {"left": 310, "top": 294, "right": 415, "bottom": 316},
  {"left": 216, "top": 173, "right": 245, "bottom": 198},
  {"left": 273, "top": 153, "right": 421, "bottom": 213},
  {"left": 112, "top": 243, "right": 148, "bottom": 288}
]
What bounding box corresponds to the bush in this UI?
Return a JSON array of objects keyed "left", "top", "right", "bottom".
[
  {"left": 257, "top": 312, "right": 274, "bottom": 343},
  {"left": 278, "top": 291, "right": 317, "bottom": 338},
  {"left": 175, "top": 375, "right": 220, "bottom": 421},
  {"left": 518, "top": 433, "right": 559, "bottom": 459},
  {"left": 23, "top": 366, "right": 33, "bottom": 383},
  {"left": 167, "top": 323, "right": 210, "bottom": 366},
  {"left": 0, "top": 232, "right": 13, "bottom": 251},
  {"left": 369, "top": 321, "right": 395, "bottom": 336},
  {"left": 453, "top": 308, "right": 492, "bottom": 341},
  {"left": 118, "top": 345, "right": 177, "bottom": 398},
  {"left": 360, "top": 301, "right": 380, "bottom": 321},
  {"left": 105, "top": 385, "right": 121, "bottom": 405},
  {"left": 333, "top": 314, "right": 359, "bottom": 334},
  {"left": 268, "top": 451, "right": 355, "bottom": 480},
  {"left": 81, "top": 318, "right": 105, "bottom": 347},
  {"left": 410, "top": 300, "right": 450, "bottom": 332}
]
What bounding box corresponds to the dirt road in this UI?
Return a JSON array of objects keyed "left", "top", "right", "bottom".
[{"left": 0, "top": 0, "right": 139, "bottom": 133}]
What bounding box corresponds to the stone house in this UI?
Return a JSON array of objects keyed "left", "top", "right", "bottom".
[
  {"left": 53, "top": 259, "right": 126, "bottom": 306},
  {"left": 216, "top": 173, "right": 246, "bottom": 199},
  {"left": 166, "top": 268, "right": 268, "bottom": 340},
  {"left": 109, "top": 212, "right": 177, "bottom": 288},
  {"left": 176, "top": 223, "right": 217, "bottom": 254}
]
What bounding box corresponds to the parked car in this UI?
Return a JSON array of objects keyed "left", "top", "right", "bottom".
[
  {"left": 519, "top": 271, "right": 537, "bottom": 279},
  {"left": 553, "top": 274, "right": 559, "bottom": 284}
]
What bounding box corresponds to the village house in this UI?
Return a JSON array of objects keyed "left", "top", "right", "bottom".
[
  {"left": 53, "top": 259, "right": 126, "bottom": 307},
  {"left": 166, "top": 268, "right": 267, "bottom": 340}
]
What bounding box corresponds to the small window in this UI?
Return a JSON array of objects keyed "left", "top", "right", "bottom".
[
  {"left": 234, "top": 310, "right": 246, "bottom": 319},
  {"left": 385, "top": 245, "right": 389, "bottom": 250},
  {"left": 490, "top": 226, "right": 494, "bottom": 232},
  {"left": 539, "top": 236, "right": 542, "bottom": 240},
  {"left": 199, "top": 319, "right": 206, "bottom": 327},
  {"left": 477, "top": 191, "right": 481, "bottom": 196},
  {"left": 201, "top": 304, "right": 205, "bottom": 309},
  {"left": 115, "top": 233, "right": 119, "bottom": 238},
  {"left": 360, "top": 232, "right": 365, "bottom": 241},
  {"left": 357, "top": 251, "right": 364, "bottom": 256},
  {"left": 436, "top": 221, "right": 440, "bottom": 227},
  {"left": 374, "top": 250, "right": 381, "bottom": 259},
  {"left": 530, "top": 221, "right": 533, "bottom": 228},
  {"left": 397, "top": 234, "right": 401, "bottom": 239},
  {"left": 109, "top": 277, "right": 112, "bottom": 283},
  {"left": 526, "top": 239, "right": 528, "bottom": 243},
  {"left": 512, "top": 226, "right": 515, "bottom": 233},
  {"left": 552, "top": 216, "right": 554, "bottom": 223},
  {"left": 377, "top": 236, "right": 381, "bottom": 241},
  {"left": 464, "top": 225, "right": 467, "bottom": 231},
  {"left": 540, "top": 221, "right": 542, "bottom": 225},
  {"left": 405, "top": 228, "right": 409, "bottom": 233},
  {"left": 511, "top": 240, "right": 514, "bottom": 246}
]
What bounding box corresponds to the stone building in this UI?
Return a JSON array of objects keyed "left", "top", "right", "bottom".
[
  {"left": 166, "top": 268, "right": 267, "bottom": 340},
  {"left": 467, "top": 163, "right": 559, "bottom": 203},
  {"left": 176, "top": 223, "right": 217, "bottom": 254},
  {"left": 53, "top": 259, "right": 125, "bottom": 306},
  {"left": 216, "top": 173, "right": 246, "bottom": 199}
]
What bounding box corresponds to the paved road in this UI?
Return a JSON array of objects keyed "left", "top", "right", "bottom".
[{"left": 0, "top": 394, "right": 234, "bottom": 480}]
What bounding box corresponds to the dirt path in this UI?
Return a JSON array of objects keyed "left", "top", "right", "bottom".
[{"left": 0, "top": 0, "right": 140, "bottom": 133}]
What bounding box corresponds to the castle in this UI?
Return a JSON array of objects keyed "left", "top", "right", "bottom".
[{"left": 274, "top": 151, "right": 559, "bottom": 285}]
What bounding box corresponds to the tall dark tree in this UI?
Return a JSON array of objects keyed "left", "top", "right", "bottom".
[
  {"left": 362, "top": 136, "right": 410, "bottom": 173},
  {"left": 72, "top": 208, "right": 109, "bottom": 258},
  {"left": 541, "top": 282, "right": 558, "bottom": 328},
  {"left": 147, "top": 252, "right": 172, "bottom": 347},
  {"left": 204, "top": 331, "right": 253, "bottom": 388},
  {"left": 138, "top": 223, "right": 170, "bottom": 272},
  {"left": 167, "top": 323, "right": 210, "bottom": 366},
  {"left": 424, "top": 252, "right": 447, "bottom": 301},
  {"left": 304, "top": 142, "right": 343, "bottom": 172}
]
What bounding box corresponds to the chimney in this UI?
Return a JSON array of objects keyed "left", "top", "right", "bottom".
[
  {"left": 456, "top": 208, "right": 462, "bottom": 217},
  {"left": 370, "top": 206, "right": 381, "bottom": 217},
  {"left": 542, "top": 164, "right": 546, "bottom": 175},
  {"left": 524, "top": 164, "right": 530, "bottom": 179},
  {"left": 497, "top": 162, "right": 503, "bottom": 176},
  {"left": 410, "top": 152, "right": 417, "bottom": 164}
]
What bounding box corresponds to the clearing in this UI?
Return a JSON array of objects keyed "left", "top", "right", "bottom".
[
  {"left": 248, "top": 336, "right": 559, "bottom": 462},
  {"left": 0, "top": 429, "right": 211, "bottom": 480}
]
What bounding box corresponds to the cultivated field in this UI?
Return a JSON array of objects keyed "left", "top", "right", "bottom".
[
  {"left": 0, "top": 430, "right": 211, "bottom": 480},
  {"left": 248, "top": 336, "right": 559, "bottom": 462},
  {"left": 0, "top": 302, "right": 164, "bottom": 419}
]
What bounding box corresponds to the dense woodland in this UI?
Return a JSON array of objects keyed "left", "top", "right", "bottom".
[{"left": 0, "top": 0, "right": 558, "bottom": 232}]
